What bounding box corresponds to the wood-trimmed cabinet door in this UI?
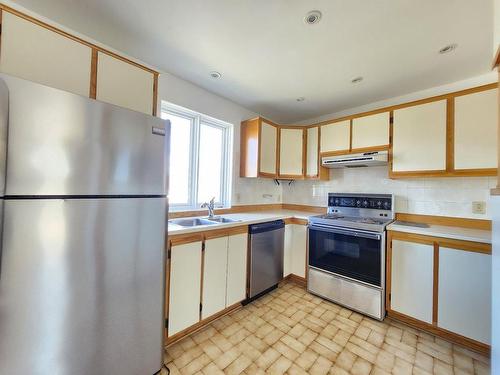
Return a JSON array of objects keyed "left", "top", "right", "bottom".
[
  {"left": 453, "top": 88, "right": 498, "bottom": 171},
  {"left": 283, "top": 224, "right": 293, "bottom": 277},
  {"left": 279, "top": 128, "right": 304, "bottom": 178},
  {"left": 389, "top": 239, "right": 434, "bottom": 323},
  {"left": 306, "top": 127, "right": 319, "bottom": 178},
  {"left": 320, "top": 120, "right": 350, "bottom": 155},
  {"left": 392, "top": 100, "right": 447, "bottom": 174},
  {"left": 0, "top": 11, "right": 92, "bottom": 96},
  {"left": 96, "top": 52, "right": 155, "bottom": 115},
  {"left": 351, "top": 112, "right": 390, "bottom": 151},
  {"left": 259, "top": 121, "right": 278, "bottom": 177},
  {"left": 201, "top": 237, "right": 229, "bottom": 319},
  {"left": 168, "top": 241, "right": 202, "bottom": 336},
  {"left": 438, "top": 247, "right": 491, "bottom": 344},
  {"left": 226, "top": 233, "right": 248, "bottom": 306},
  {"left": 290, "top": 224, "right": 307, "bottom": 278}
]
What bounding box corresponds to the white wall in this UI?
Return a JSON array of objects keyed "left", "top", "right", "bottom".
[{"left": 157, "top": 72, "right": 282, "bottom": 206}]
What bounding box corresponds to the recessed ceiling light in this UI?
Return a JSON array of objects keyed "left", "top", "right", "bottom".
[
  {"left": 304, "top": 10, "right": 322, "bottom": 25},
  {"left": 209, "top": 71, "right": 222, "bottom": 79},
  {"left": 351, "top": 76, "right": 363, "bottom": 84},
  {"left": 439, "top": 44, "right": 457, "bottom": 54},
  {"left": 296, "top": 97, "right": 305, "bottom": 102}
]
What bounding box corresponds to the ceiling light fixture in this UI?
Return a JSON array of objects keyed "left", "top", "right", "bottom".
[
  {"left": 209, "top": 71, "right": 222, "bottom": 79},
  {"left": 439, "top": 43, "right": 457, "bottom": 54},
  {"left": 304, "top": 10, "right": 322, "bottom": 25},
  {"left": 296, "top": 97, "right": 305, "bottom": 102},
  {"left": 351, "top": 76, "right": 363, "bottom": 84}
]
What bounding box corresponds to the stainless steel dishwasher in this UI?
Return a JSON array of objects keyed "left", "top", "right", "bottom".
[{"left": 248, "top": 220, "right": 285, "bottom": 299}]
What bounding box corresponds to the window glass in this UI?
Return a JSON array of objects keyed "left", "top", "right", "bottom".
[
  {"left": 161, "top": 102, "right": 232, "bottom": 211},
  {"left": 198, "top": 123, "right": 223, "bottom": 203},
  {"left": 161, "top": 112, "right": 193, "bottom": 205}
]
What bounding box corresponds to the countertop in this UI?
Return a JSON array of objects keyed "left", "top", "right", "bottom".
[
  {"left": 168, "top": 210, "right": 315, "bottom": 235},
  {"left": 387, "top": 221, "right": 491, "bottom": 244},
  {"left": 168, "top": 209, "right": 492, "bottom": 245}
]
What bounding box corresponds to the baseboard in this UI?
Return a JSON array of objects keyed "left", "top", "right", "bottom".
[
  {"left": 284, "top": 274, "right": 307, "bottom": 287},
  {"left": 387, "top": 309, "right": 490, "bottom": 356},
  {"left": 165, "top": 302, "right": 242, "bottom": 347}
]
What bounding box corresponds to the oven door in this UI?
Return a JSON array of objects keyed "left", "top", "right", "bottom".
[{"left": 308, "top": 224, "right": 384, "bottom": 287}]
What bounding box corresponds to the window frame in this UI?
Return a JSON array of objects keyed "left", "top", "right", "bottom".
[{"left": 161, "top": 101, "right": 233, "bottom": 212}]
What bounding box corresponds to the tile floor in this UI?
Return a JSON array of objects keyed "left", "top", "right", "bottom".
[{"left": 163, "top": 282, "right": 490, "bottom": 375}]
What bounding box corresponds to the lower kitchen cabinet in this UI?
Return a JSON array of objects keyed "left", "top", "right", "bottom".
[
  {"left": 387, "top": 231, "right": 492, "bottom": 351},
  {"left": 390, "top": 239, "right": 434, "bottom": 324},
  {"left": 168, "top": 240, "right": 202, "bottom": 336},
  {"left": 283, "top": 225, "right": 293, "bottom": 277},
  {"left": 438, "top": 247, "right": 491, "bottom": 344},
  {"left": 284, "top": 223, "right": 307, "bottom": 279},
  {"left": 167, "top": 229, "right": 248, "bottom": 339},
  {"left": 202, "top": 236, "right": 229, "bottom": 319},
  {"left": 226, "top": 233, "right": 248, "bottom": 306}
]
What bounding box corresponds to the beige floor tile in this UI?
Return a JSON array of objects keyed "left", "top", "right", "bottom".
[
  {"left": 351, "top": 357, "right": 372, "bottom": 375},
  {"left": 164, "top": 282, "right": 490, "bottom": 375},
  {"left": 224, "top": 354, "right": 251, "bottom": 375},
  {"left": 255, "top": 347, "right": 280, "bottom": 370},
  {"left": 335, "top": 349, "right": 357, "bottom": 371},
  {"left": 309, "top": 355, "right": 333, "bottom": 375},
  {"left": 295, "top": 348, "right": 319, "bottom": 370},
  {"left": 267, "top": 355, "right": 292, "bottom": 374},
  {"left": 201, "top": 362, "right": 224, "bottom": 375}
]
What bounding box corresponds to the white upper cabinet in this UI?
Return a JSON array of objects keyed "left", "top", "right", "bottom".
[
  {"left": 306, "top": 127, "right": 319, "bottom": 177},
  {"left": 320, "top": 120, "right": 350, "bottom": 153},
  {"left": 96, "top": 52, "right": 154, "bottom": 115},
  {"left": 390, "top": 240, "right": 434, "bottom": 323},
  {"left": 0, "top": 12, "right": 91, "bottom": 96},
  {"left": 438, "top": 248, "right": 491, "bottom": 344},
  {"left": 454, "top": 88, "right": 498, "bottom": 170},
  {"left": 259, "top": 121, "right": 278, "bottom": 175},
  {"left": 392, "top": 100, "right": 447, "bottom": 172},
  {"left": 351, "top": 112, "right": 390, "bottom": 150},
  {"left": 279, "top": 128, "right": 304, "bottom": 177}
]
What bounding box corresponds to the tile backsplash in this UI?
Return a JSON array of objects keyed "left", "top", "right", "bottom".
[{"left": 281, "top": 166, "right": 496, "bottom": 219}]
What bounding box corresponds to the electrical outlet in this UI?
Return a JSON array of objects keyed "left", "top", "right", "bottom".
[{"left": 472, "top": 201, "right": 486, "bottom": 214}]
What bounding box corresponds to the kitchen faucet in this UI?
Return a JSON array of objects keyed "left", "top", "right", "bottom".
[{"left": 201, "top": 197, "right": 216, "bottom": 218}]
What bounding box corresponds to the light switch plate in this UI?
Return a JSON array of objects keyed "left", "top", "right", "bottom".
[{"left": 472, "top": 201, "right": 486, "bottom": 214}]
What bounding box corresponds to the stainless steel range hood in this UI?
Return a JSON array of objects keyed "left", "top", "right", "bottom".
[{"left": 322, "top": 151, "right": 388, "bottom": 168}]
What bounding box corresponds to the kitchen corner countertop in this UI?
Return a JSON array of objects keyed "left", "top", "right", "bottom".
[
  {"left": 167, "top": 210, "right": 316, "bottom": 236},
  {"left": 387, "top": 222, "right": 492, "bottom": 244}
]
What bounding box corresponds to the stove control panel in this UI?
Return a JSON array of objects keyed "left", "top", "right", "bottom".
[{"left": 328, "top": 195, "right": 392, "bottom": 211}]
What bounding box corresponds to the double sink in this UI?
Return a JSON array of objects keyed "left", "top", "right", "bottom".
[{"left": 169, "top": 216, "right": 240, "bottom": 227}]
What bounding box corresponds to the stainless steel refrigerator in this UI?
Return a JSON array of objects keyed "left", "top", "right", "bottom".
[{"left": 0, "top": 73, "right": 170, "bottom": 375}]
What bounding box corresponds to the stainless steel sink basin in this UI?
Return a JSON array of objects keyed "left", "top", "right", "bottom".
[
  {"left": 207, "top": 216, "right": 240, "bottom": 223},
  {"left": 169, "top": 218, "right": 217, "bottom": 227}
]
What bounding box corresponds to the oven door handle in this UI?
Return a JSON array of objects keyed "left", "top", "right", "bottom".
[{"left": 309, "top": 225, "right": 382, "bottom": 240}]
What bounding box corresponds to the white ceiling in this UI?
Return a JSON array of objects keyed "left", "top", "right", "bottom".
[{"left": 11, "top": 0, "right": 494, "bottom": 123}]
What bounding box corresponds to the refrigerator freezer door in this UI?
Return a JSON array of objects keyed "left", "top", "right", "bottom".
[
  {"left": 0, "top": 73, "right": 169, "bottom": 196},
  {"left": 0, "top": 198, "right": 166, "bottom": 375},
  {"left": 0, "top": 78, "right": 8, "bottom": 197}
]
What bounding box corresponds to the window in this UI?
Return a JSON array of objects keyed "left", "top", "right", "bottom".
[{"left": 161, "top": 102, "right": 233, "bottom": 211}]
